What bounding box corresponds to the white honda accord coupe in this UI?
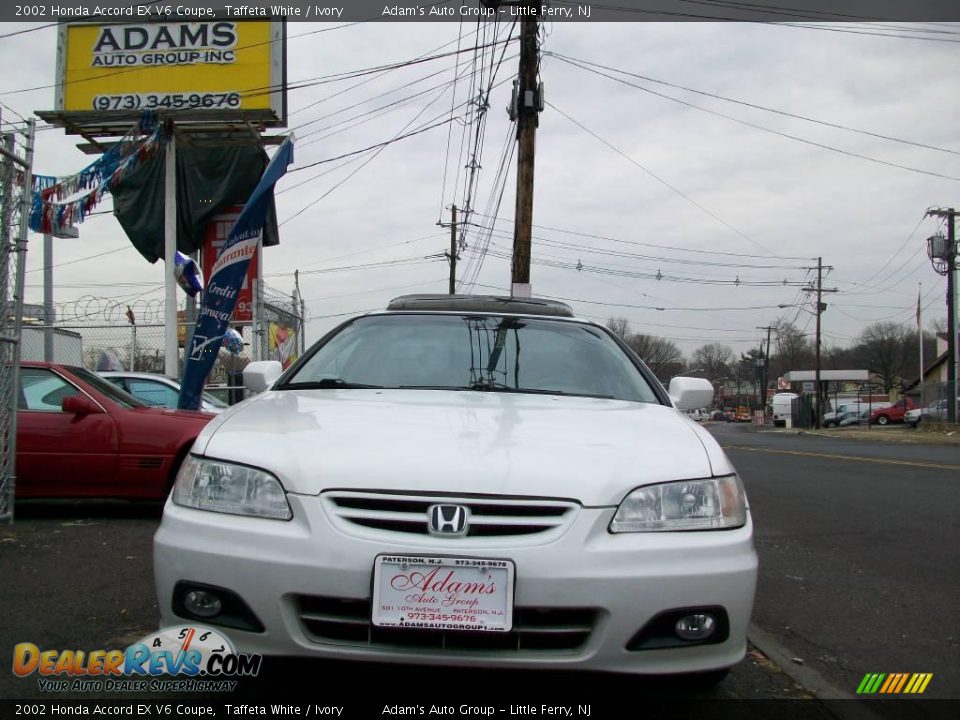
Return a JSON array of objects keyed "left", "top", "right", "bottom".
[{"left": 155, "top": 295, "right": 757, "bottom": 682}]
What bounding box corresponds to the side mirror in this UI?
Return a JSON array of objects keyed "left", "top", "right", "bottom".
[
  {"left": 62, "top": 395, "right": 103, "bottom": 416},
  {"left": 243, "top": 361, "right": 283, "bottom": 394},
  {"left": 668, "top": 377, "right": 714, "bottom": 411}
]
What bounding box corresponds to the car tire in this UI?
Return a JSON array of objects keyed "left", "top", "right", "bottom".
[{"left": 876, "top": 415, "right": 889, "bottom": 426}]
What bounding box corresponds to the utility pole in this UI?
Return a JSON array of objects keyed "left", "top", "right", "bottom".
[
  {"left": 756, "top": 325, "right": 775, "bottom": 416},
  {"left": 445, "top": 205, "right": 458, "bottom": 294},
  {"left": 926, "top": 208, "right": 957, "bottom": 423},
  {"left": 510, "top": 13, "right": 541, "bottom": 297},
  {"left": 804, "top": 257, "right": 837, "bottom": 429}
]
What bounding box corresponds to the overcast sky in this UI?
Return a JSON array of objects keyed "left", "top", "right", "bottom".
[{"left": 0, "top": 17, "right": 957, "bottom": 360}]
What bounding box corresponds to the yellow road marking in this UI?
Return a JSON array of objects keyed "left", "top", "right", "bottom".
[{"left": 720, "top": 444, "right": 960, "bottom": 471}]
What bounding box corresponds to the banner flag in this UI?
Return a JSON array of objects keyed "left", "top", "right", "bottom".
[{"left": 178, "top": 137, "right": 294, "bottom": 410}]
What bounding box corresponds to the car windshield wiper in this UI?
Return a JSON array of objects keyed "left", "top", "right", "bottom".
[
  {"left": 280, "top": 379, "right": 384, "bottom": 390},
  {"left": 469, "top": 380, "right": 614, "bottom": 399}
]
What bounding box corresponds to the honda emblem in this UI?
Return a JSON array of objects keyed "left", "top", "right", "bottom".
[{"left": 427, "top": 504, "right": 469, "bottom": 537}]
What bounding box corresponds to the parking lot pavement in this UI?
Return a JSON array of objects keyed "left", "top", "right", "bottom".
[
  {"left": 707, "top": 423, "right": 960, "bottom": 707},
  {"left": 0, "top": 500, "right": 816, "bottom": 703}
]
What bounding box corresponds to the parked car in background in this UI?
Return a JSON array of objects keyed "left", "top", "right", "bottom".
[
  {"left": 99, "top": 371, "right": 228, "bottom": 414},
  {"left": 822, "top": 401, "right": 871, "bottom": 428},
  {"left": 869, "top": 398, "right": 916, "bottom": 425},
  {"left": 906, "top": 399, "right": 955, "bottom": 427},
  {"left": 684, "top": 408, "right": 711, "bottom": 421},
  {"left": 156, "top": 295, "right": 755, "bottom": 683},
  {"left": 838, "top": 408, "right": 869, "bottom": 427},
  {"left": 16, "top": 362, "right": 214, "bottom": 500}
]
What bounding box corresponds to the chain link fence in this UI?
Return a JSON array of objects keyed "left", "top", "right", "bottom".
[
  {"left": 23, "top": 297, "right": 304, "bottom": 404},
  {"left": 1, "top": 118, "right": 34, "bottom": 523}
]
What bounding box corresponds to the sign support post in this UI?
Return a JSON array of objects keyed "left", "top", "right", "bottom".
[{"left": 164, "top": 127, "right": 178, "bottom": 378}]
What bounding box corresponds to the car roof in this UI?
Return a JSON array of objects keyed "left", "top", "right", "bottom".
[{"left": 385, "top": 294, "right": 575, "bottom": 318}]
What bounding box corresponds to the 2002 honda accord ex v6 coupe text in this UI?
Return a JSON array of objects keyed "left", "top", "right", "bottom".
[{"left": 154, "top": 295, "right": 757, "bottom": 683}]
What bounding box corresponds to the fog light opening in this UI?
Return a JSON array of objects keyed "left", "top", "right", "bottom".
[
  {"left": 183, "top": 589, "right": 223, "bottom": 618},
  {"left": 675, "top": 613, "right": 716, "bottom": 641}
]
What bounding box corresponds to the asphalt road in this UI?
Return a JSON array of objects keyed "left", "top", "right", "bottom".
[
  {"left": 1, "top": 424, "right": 957, "bottom": 713},
  {"left": 708, "top": 423, "right": 960, "bottom": 702},
  {"left": 0, "top": 505, "right": 810, "bottom": 706}
]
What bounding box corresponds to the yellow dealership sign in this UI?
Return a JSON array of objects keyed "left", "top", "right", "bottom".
[{"left": 55, "top": 20, "right": 286, "bottom": 123}]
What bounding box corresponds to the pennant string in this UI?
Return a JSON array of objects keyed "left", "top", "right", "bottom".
[{"left": 28, "top": 112, "right": 162, "bottom": 235}]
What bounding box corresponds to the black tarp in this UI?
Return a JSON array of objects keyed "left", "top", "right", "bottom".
[{"left": 112, "top": 142, "right": 281, "bottom": 264}]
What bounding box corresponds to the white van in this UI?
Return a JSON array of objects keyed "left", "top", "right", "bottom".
[{"left": 771, "top": 392, "right": 799, "bottom": 427}]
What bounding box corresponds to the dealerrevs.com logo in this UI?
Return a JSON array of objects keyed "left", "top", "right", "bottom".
[
  {"left": 856, "top": 673, "right": 934, "bottom": 695},
  {"left": 13, "top": 626, "right": 261, "bottom": 693}
]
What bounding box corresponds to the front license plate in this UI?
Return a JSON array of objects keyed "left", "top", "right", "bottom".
[{"left": 372, "top": 555, "right": 514, "bottom": 632}]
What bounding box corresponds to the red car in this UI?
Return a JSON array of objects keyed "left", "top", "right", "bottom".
[
  {"left": 15, "top": 362, "right": 214, "bottom": 500},
  {"left": 869, "top": 397, "right": 916, "bottom": 426}
]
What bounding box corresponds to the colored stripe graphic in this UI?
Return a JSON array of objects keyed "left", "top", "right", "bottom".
[{"left": 857, "top": 673, "right": 932, "bottom": 694}]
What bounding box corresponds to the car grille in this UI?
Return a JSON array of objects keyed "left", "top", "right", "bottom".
[
  {"left": 294, "top": 595, "right": 597, "bottom": 653},
  {"left": 322, "top": 491, "right": 578, "bottom": 539}
]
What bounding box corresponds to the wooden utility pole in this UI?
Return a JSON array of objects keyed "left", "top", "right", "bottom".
[
  {"left": 949, "top": 214, "right": 957, "bottom": 424},
  {"left": 926, "top": 207, "right": 957, "bottom": 423},
  {"left": 756, "top": 325, "right": 775, "bottom": 414},
  {"left": 511, "top": 15, "right": 540, "bottom": 297},
  {"left": 805, "top": 257, "right": 837, "bottom": 429},
  {"left": 445, "top": 205, "right": 458, "bottom": 294}
]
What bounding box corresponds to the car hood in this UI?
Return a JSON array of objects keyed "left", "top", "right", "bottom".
[{"left": 196, "top": 389, "right": 732, "bottom": 506}]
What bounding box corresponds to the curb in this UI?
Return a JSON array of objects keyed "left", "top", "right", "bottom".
[{"left": 747, "top": 623, "right": 884, "bottom": 720}]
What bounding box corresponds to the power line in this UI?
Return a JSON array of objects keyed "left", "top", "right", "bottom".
[
  {"left": 0, "top": 21, "right": 369, "bottom": 97},
  {"left": 549, "top": 0, "right": 960, "bottom": 42},
  {"left": 550, "top": 56, "right": 960, "bottom": 183},
  {"left": 26, "top": 244, "right": 133, "bottom": 274},
  {"left": 271, "top": 233, "right": 445, "bottom": 274},
  {"left": 466, "top": 221, "right": 811, "bottom": 270},
  {"left": 288, "top": 16, "right": 480, "bottom": 122},
  {"left": 536, "top": 292, "right": 796, "bottom": 312},
  {"left": 265, "top": 254, "right": 446, "bottom": 279},
  {"left": 541, "top": 100, "right": 785, "bottom": 257},
  {"left": 281, "top": 75, "right": 472, "bottom": 226},
  {"left": 547, "top": 52, "right": 960, "bottom": 156},
  {"left": 438, "top": 15, "right": 469, "bottom": 223},
  {"left": 470, "top": 212, "right": 813, "bottom": 261}
]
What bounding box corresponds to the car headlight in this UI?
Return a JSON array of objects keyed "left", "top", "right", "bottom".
[
  {"left": 172, "top": 456, "right": 292, "bottom": 520},
  {"left": 610, "top": 475, "right": 746, "bottom": 532}
]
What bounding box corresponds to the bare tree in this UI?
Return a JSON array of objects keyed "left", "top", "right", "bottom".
[
  {"left": 773, "top": 320, "right": 812, "bottom": 376},
  {"left": 628, "top": 334, "right": 684, "bottom": 381},
  {"left": 854, "top": 321, "right": 911, "bottom": 392},
  {"left": 692, "top": 343, "right": 733, "bottom": 380},
  {"left": 606, "top": 316, "right": 631, "bottom": 340}
]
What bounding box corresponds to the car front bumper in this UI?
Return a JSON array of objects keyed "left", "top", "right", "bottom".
[{"left": 154, "top": 494, "right": 757, "bottom": 675}]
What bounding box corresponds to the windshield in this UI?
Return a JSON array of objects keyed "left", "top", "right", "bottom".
[
  {"left": 283, "top": 314, "right": 660, "bottom": 403},
  {"left": 69, "top": 366, "right": 148, "bottom": 409}
]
